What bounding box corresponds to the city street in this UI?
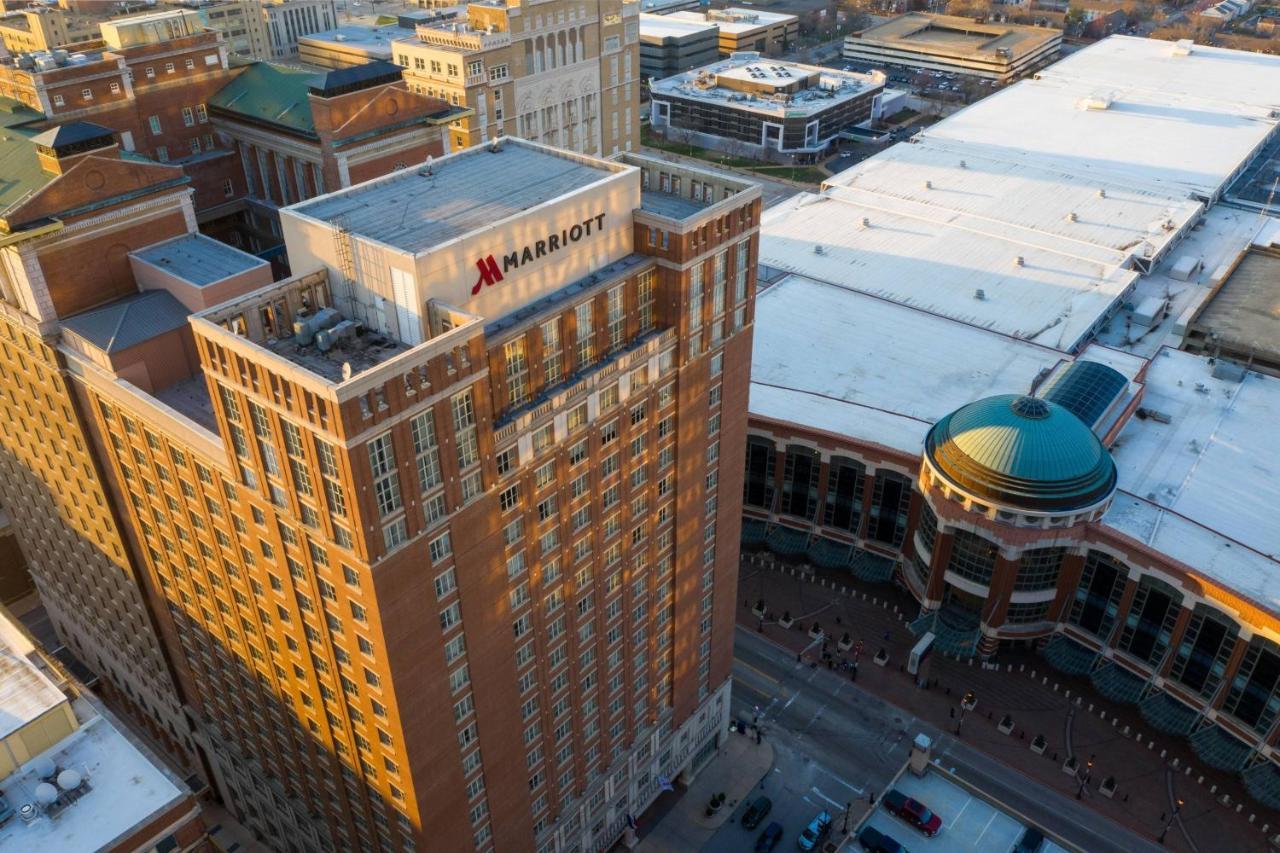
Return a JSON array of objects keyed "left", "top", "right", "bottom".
[{"left": 722, "top": 627, "right": 1168, "bottom": 853}]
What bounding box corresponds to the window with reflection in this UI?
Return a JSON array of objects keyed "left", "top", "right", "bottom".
[{"left": 822, "top": 456, "right": 864, "bottom": 533}]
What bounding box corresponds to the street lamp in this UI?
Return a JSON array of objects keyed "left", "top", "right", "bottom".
[
  {"left": 841, "top": 801, "right": 852, "bottom": 835},
  {"left": 1157, "top": 798, "right": 1184, "bottom": 844},
  {"left": 1075, "top": 755, "right": 1095, "bottom": 800}
]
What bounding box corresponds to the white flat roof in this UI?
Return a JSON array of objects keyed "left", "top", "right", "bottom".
[
  {"left": 0, "top": 714, "right": 186, "bottom": 851},
  {"left": 1106, "top": 349, "right": 1280, "bottom": 611},
  {"left": 761, "top": 188, "right": 1140, "bottom": 351},
  {"left": 926, "top": 36, "right": 1280, "bottom": 200},
  {"left": 650, "top": 57, "right": 883, "bottom": 119},
  {"left": 0, "top": 648, "right": 65, "bottom": 740},
  {"left": 749, "top": 274, "right": 1068, "bottom": 455},
  {"left": 667, "top": 8, "right": 796, "bottom": 34},
  {"left": 639, "top": 13, "right": 717, "bottom": 39}
]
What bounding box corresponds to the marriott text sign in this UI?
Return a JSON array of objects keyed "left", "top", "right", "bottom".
[{"left": 472, "top": 213, "right": 607, "bottom": 296}]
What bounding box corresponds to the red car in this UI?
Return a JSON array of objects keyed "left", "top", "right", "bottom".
[{"left": 883, "top": 789, "right": 943, "bottom": 837}]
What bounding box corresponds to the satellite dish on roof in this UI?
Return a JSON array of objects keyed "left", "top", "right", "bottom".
[
  {"left": 57, "top": 769, "right": 82, "bottom": 791},
  {"left": 34, "top": 783, "right": 57, "bottom": 806},
  {"left": 34, "top": 757, "right": 56, "bottom": 780}
]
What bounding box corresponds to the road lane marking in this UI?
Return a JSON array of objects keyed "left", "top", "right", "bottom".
[
  {"left": 782, "top": 690, "right": 800, "bottom": 712},
  {"left": 810, "top": 787, "right": 846, "bottom": 809},
  {"left": 736, "top": 660, "right": 781, "bottom": 686}
]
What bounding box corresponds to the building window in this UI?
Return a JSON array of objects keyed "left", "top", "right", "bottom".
[
  {"left": 222, "top": 178, "right": 234, "bottom": 197},
  {"left": 452, "top": 390, "right": 479, "bottom": 470},
  {"left": 109, "top": 82, "right": 120, "bottom": 94},
  {"left": 182, "top": 106, "right": 195, "bottom": 127},
  {"left": 1014, "top": 547, "right": 1064, "bottom": 591},
  {"left": 367, "top": 433, "right": 403, "bottom": 518},
  {"left": 1117, "top": 576, "right": 1181, "bottom": 666},
  {"left": 149, "top": 115, "right": 162, "bottom": 135},
  {"left": 1169, "top": 606, "right": 1238, "bottom": 700},
  {"left": 1005, "top": 601, "right": 1051, "bottom": 624},
  {"left": 946, "top": 529, "right": 998, "bottom": 586},
  {"left": 606, "top": 285, "right": 625, "bottom": 352},
  {"left": 81, "top": 88, "right": 93, "bottom": 102},
  {"left": 915, "top": 500, "right": 938, "bottom": 556},
  {"left": 1069, "top": 551, "right": 1127, "bottom": 639},
  {"left": 638, "top": 271, "right": 655, "bottom": 332},
  {"left": 867, "top": 471, "right": 911, "bottom": 547},
  {"left": 489, "top": 63, "right": 509, "bottom": 81},
  {"left": 780, "top": 445, "right": 819, "bottom": 520},
  {"left": 541, "top": 317, "right": 563, "bottom": 386},
  {"left": 688, "top": 264, "right": 704, "bottom": 332},
  {"left": 505, "top": 337, "right": 530, "bottom": 407},
  {"left": 574, "top": 301, "right": 594, "bottom": 368},
  {"left": 823, "top": 456, "right": 865, "bottom": 534},
  {"left": 744, "top": 437, "right": 775, "bottom": 511}
]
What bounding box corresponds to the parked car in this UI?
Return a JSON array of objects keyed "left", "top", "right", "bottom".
[
  {"left": 741, "top": 796, "right": 773, "bottom": 830},
  {"left": 756, "top": 821, "right": 784, "bottom": 852},
  {"left": 857, "top": 825, "right": 907, "bottom": 853},
  {"left": 797, "top": 810, "right": 832, "bottom": 850},
  {"left": 883, "top": 789, "right": 943, "bottom": 836}
]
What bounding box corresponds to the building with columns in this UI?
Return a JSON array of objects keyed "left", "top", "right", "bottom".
[
  {"left": 206, "top": 60, "right": 463, "bottom": 259},
  {"left": 743, "top": 35, "right": 1280, "bottom": 809},
  {"left": 393, "top": 0, "right": 640, "bottom": 157}
]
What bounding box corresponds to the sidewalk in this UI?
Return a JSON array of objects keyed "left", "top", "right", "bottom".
[
  {"left": 738, "top": 553, "right": 1279, "bottom": 853},
  {"left": 634, "top": 733, "right": 774, "bottom": 852}
]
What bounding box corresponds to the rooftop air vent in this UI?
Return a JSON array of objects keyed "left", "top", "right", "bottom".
[
  {"left": 813, "top": 244, "right": 825, "bottom": 255},
  {"left": 1097, "top": 188, "right": 1107, "bottom": 199},
  {"left": 974, "top": 289, "right": 986, "bottom": 300},
  {"left": 1172, "top": 38, "right": 1194, "bottom": 56},
  {"left": 1066, "top": 211, "right": 1078, "bottom": 223},
  {"left": 923, "top": 180, "right": 932, "bottom": 190},
  {"left": 1013, "top": 255, "right": 1025, "bottom": 267}
]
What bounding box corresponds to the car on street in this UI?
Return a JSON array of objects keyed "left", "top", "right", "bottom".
[
  {"left": 797, "top": 810, "right": 832, "bottom": 850},
  {"left": 857, "top": 825, "right": 907, "bottom": 853},
  {"left": 741, "top": 796, "right": 772, "bottom": 830},
  {"left": 756, "top": 821, "right": 784, "bottom": 852},
  {"left": 883, "top": 789, "right": 943, "bottom": 836}
]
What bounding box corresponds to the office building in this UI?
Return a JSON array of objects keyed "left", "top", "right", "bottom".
[
  {"left": 0, "top": 134, "right": 760, "bottom": 851},
  {"left": 0, "top": 6, "right": 104, "bottom": 55},
  {"left": 393, "top": 0, "right": 640, "bottom": 156},
  {"left": 638, "top": 13, "right": 719, "bottom": 80},
  {"left": 649, "top": 54, "right": 884, "bottom": 162},
  {"left": 843, "top": 12, "right": 1061, "bottom": 82},
  {"left": 744, "top": 36, "right": 1280, "bottom": 808},
  {"left": 263, "top": 0, "right": 338, "bottom": 59},
  {"left": 665, "top": 9, "right": 798, "bottom": 57},
  {"left": 298, "top": 22, "right": 419, "bottom": 69},
  {"left": 164, "top": 0, "right": 271, "bottom": 59}
]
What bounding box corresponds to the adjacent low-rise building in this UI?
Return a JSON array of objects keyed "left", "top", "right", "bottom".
[
  {"left": 639, "top": 13, "right": 719, "bottom": 80},
  {"left": 0, "top": 603, "right": 206, "bottom": 852},
  {"left": 743, "top": 35, "right": 1280, "bottom": 811},
  {"left": 649, "top": 53, "right": 885, "bottom": 162},
  {"left": 843, "top": 12, "right": 1062, "bottom": 81},
  {"left": 297, "top": 21, "right": 418, "bottom": 69},
  {"left": 666, "top": 8, "right": 798, "bottom": 57}
]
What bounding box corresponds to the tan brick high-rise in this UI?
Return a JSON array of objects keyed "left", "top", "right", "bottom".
[
  {"left": 0, "top": 133, "right": 759, "bottom": 852},
  {"left": 394, "top": 0, "right": 640, "bottom": 156}
]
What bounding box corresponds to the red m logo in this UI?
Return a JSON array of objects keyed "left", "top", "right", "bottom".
[{"left": 471, "top": 255, "right": 503, "bottom": 295}]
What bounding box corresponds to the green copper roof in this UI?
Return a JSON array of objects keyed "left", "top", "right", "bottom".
[
  {"left": 0, "top": 97, "right": 50, "bottom": 214},
  {"left": 925, "top": 394, "right": 1117, "bottom": 513},
  {"left": 209, "top": 63, "right": 322, "bottom": 138}
]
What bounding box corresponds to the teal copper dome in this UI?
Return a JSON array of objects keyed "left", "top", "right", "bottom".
[{"left": 924, "top": 394, "right": 1117, "bottom": 513}]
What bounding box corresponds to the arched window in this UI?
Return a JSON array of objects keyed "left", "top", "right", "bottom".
[
  {"left": 822, "top": 456, "right": 864, "bottom": 533},
  {"left": 1118, "top": 575, "right": 1182, "bottom": 666},
  {"left": 1068, "top": 550, "right": 1127, "bottom": 638},
  {"left": 947, "top": 529, "right": 997, "bottom": 586},
  {"left": 781, "top": 445, "right": 819, "bottom": 520},
  {"left": 1170, "top": 605, "right": 1238, "bottom": 699},
  {"left": 1014, "top": 547, "right": 1064, "bottom": 591},
  {"left": 868, "top": 471, "right": 910, "bottom": 547},
  {"left": 744, "top": 437, "right": 775, "bottom": 510}
]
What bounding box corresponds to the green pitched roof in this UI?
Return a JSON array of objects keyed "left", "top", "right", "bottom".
[
  {"left": 209, "top": 63, "right": 322, "bottom": 138},
  {"left": 0, "top": 98, "right": 51, "bottom": 214}
]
